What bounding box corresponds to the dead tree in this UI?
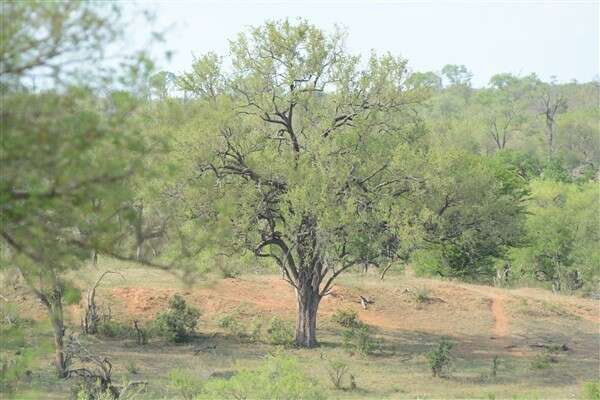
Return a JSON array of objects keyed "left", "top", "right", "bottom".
[
  {"left": 538, "top": 85, "right": 567, "bottom": 160},
  {"left": 359, "top": 295, "right": 374, "bottom": 310},
  {"left": 132, "top": 320, "right": 147, "bottom": 345},
  {"left": 66, "top": 335, "right": 117, "bottom": 397},
  {"left": 82, "top": 271, "right": 124, "bottom": 334}
]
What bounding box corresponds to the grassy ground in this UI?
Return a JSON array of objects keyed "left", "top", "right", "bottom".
[{"left": 1, "top": 258, "right": 598, "bottom": 399}]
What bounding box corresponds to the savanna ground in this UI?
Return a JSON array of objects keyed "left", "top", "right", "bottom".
[{"left": 2, "top": 258, "right": 599, "bottom": 399}]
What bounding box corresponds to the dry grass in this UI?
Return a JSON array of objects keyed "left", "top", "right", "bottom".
[{"left": 2, "top": 257, "right": 599, "bottom": 399}]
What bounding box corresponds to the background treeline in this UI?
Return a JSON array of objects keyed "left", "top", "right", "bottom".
[{"left": 402, "top": 67, "right": 599, "bottom": 292}]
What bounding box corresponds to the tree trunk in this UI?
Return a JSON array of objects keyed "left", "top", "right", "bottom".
[
  {"left": 47, "top": 296, "right": 68, "bottom": 378},
  {"left": 294, "top": 283, "right": 321, "bottom": 348}
]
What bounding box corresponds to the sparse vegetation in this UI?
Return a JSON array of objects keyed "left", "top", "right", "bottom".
[
  {"left": 248, "top": 317, "right": 264, "bottom": 343},
  {"left": 327, "top": 360, "right": 350, "bottom": 390},
  {"left": 217, "top": 313, "right": 245, "bottom": 340},
  {"left": 581, "top": 381, "right": 600, "bottom": 400},
  {"left": 168, "top": 368, "right": 203, "bottom": 400},
  {"left": 413, "top": 287, "right": 431, "bottom": 304},
  {"left": 199, "top": 354, "right": 325, "bottom": 400},
  {"left": 97, "top": 320, "right": 133, "bottom": 339},
  {"left": 331, "top": 309, "right": 360, "bottom": 328},
  {"left": 427, "top": 340, "right": 454, "bottom": 377},
  {"left": 342, "top": 322, "right": 378, "bottom": 356},
  {"left": 530, "top": 353, "right": 555, "bottom": 370},
  {"left": 490, "top": 355, "right": 499, "bottom": 378}
]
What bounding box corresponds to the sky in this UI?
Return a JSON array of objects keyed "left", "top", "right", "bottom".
[{"left": 141, "top": 0, "right": 599, "bottom": 87}]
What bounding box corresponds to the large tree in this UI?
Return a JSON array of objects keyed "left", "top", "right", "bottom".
[{"left": 176, "top": 20, "right": 426, "bottom": 347}]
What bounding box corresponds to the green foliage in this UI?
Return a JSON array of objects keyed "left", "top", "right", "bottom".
[
  {"left": 168, "top": 368, "right": 203, "bottom": 400},
  {"left": 97, "top": 320, "right": 133, "bottom": 339},
  {"left": 248, "top": 317, "right": 264, "bottom": 343},
  {"left": 342, "top": 322, "right": 378, "bottom": 356},
  {"left": 427, "top": 340, "right": 453, "bottom": 377},
  {"left": 511, "top": 180, "right": 599, "bottom": 291},
  {"left": 155, "top": 295, "right": 200, "bottom": 343},
  {"left": 217, "top": 313, "right": 245, "bottom": 340},
  {"left": 529, "top": 354, "right": 554, "bottom": 370},
  {"left": 327, "top": 359, "right": 350, "bottom": 390},
  {"left": 126, "top": 361, "right": 139, "bottom": 375},
  {"left": 63, "top": 285, "right": 82, "bottom": 306},
  {"left": 490, "top": 355, "right": 499, "bottom": 378},
  {"left": 0, "top": 320, "right": 52, "bottom": 396},
  {"left": 331, "top": 309, "right": 359, "bottom": 328},
  {"left": 170, "top": 19, "right": 430, "bottom": 346},
  {"left": 266, "top": 317, "right": 293, "bottom": 346},
  {"left": 412, "top": 149, "right": 527, "bottom": 280},
  {"left": 199, "top": 354, "right": 325, "bottom": 400},
  {"left": 413, "top": 287, "right": 431, "bottom": 304},
  {"left": 581, "top": 381, "right": 600, "bottom": 400}
]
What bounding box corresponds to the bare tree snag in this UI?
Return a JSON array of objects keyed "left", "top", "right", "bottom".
[
  {"left": 82, "top": 271, "right": 124, "bottom": 335},
  {"left": 359, "top": 295, "right": 374, "bottom": 310},
  {"left": 133, "top": 320, "right": 147, "bottom": 345}
]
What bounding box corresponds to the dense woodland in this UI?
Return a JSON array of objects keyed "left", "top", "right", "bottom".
[{"left": 1, "top": 2, "right": 599, "bottom": 399}]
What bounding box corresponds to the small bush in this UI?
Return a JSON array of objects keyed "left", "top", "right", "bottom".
[
  {"left": 97, "top": 320, "right": 133, "bottom": 339},
  {"left": 427, "top": 340, "right": 453, "bottom": 377},
  {"left": 266, "top": 316, "right": 293, "bottom": 346},
  {"left": 413, "top": 287, "right": 430, "bottom": 304},
  {"left": 74, "top": 382, "right": 116, "bottom": 400},
  {"left": 581, "top": 381, "right": 600, "bottom": 400},
  {"left": 168, "top": 368, "right": 203, "bottom": 400},
  {"left": 217, "top": 313, "right": 245, "bottom": 340},
  {"left": 248, "top": 317, "right": 263, "bottom": 343},
  {"left": 331, "top": 309, "right": 359, "bottom": 328},
  {"left": 327, "top": 360, "right": 349, "bottom": 390},
  {"left": 199, "top": 354, "right": 324, "bottom": 400},
  {"left": 216, "top": 263, "right": 242, "bottom": 279},
  {"left": 490, "top": 355, "right": 499, "bottom": 378},
  {"left": 530, "top": 353, "right": 554, "bottom": 370},
  {"left": 155, "top": 295, "right": 200, "bottom": 343},
  {"left": 342, "top": 322, "right": 377, "bottom": 356},
  {"left": 126, "top": 361, "right": 138, "bottom": 375}
]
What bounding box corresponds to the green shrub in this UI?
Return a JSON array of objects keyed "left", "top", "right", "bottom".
[
  {"left": 342, "top": 322, "right": 377, "bottom": 356},
  {"left": 490, "top": 355, "right": 499, "bottom": 378},
  {"left": 199, "top": 354, "right": 324, "bottom": 400},
  {"left": 217, "top": 313, "right": 245, "bottom": 340},
  {"left": 126, "top": 361, "right": 138, "bottom": 375},
  {"left": 413, "top": 287, "right": 431, "bottom": 304},
  {"left": 97, "top": 320, "right": 133, "bottom": 339},
  {"left": 168, "top": 368, "right": 203, "bottom": 400},
  {"left": 248, "top": 317, "right": 263, "bottom": 343},
  {"left": 155, "top": 295, "right": 200, "bottom": 343},
  {"left": 266, "top": 317, "right": 293, "bottom": 346},
  {"left": 530, "top": 354, "right": 554, "bottom": 370},
  {"left": 331, "top": 309, "right": 359, "bottom": 328},
  {"left": 427, "top": 340, "right": 453, "bottom": 377},
  {"left": 74, "top": 383, "right": 116, "bottom": 400},
  {"left": 581, "top": 381, "right": 600, "bottom": 400},
  {"left": 63, "top": 285, "right": 82, "bottom": 305},
  {"left": 327, "top": 359, "right": 349, "bottom": 389}
]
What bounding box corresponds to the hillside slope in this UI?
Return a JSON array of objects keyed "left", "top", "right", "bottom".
[{"left": 3, "top": 261, "right": 599, "bottom": 399}]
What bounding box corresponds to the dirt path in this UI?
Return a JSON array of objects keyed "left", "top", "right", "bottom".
[{"left": 490, "top": 294, "right": 508, "bottom": 338}]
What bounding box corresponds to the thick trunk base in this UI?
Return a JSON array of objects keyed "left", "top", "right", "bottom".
[{"left": 294, "top": 286, "right": 320, "bottom": 348}]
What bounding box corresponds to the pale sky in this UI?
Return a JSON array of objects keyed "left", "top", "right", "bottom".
[{"left": 140, "top": 0, "right": 599, "bottom": 87}]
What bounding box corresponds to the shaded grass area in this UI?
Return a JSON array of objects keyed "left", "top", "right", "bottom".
[{"left": 2, "top": 260, "right": 598, "bottom": 399}]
